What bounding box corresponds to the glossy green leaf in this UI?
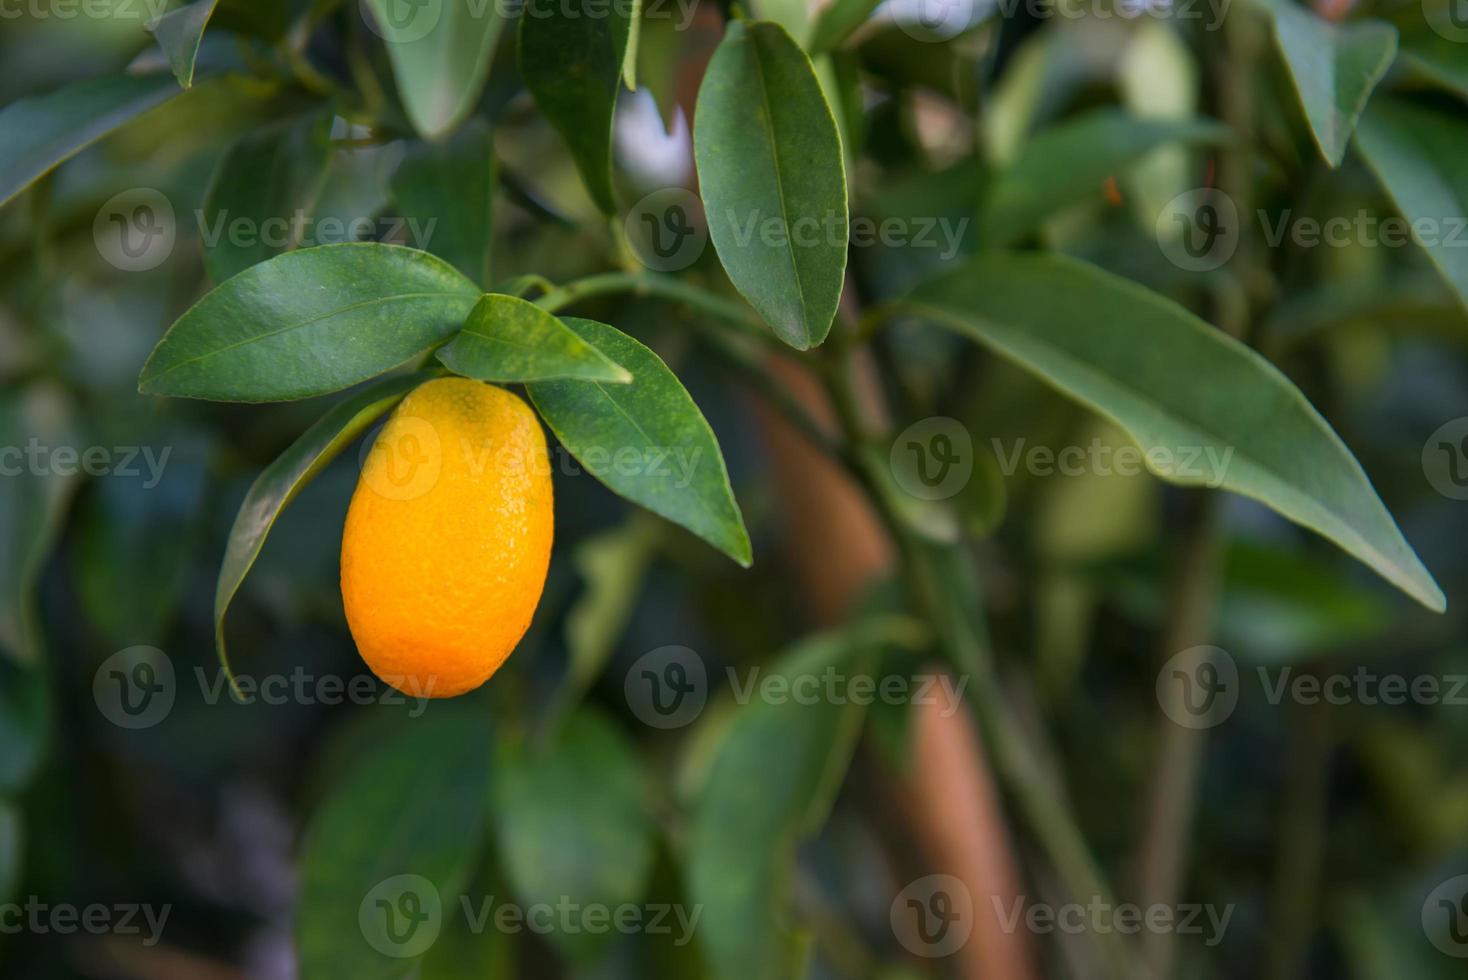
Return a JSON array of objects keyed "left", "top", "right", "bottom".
[
  {"left": 362, "top": 0, "right": 505, "bottom": 139},
  {"left": 0, "top": 74, "right": 178, "bottom": 207},
  {"left": 694, "top": 21, "right": 848, "bottom": 349},
  {"left": 519, "top": 0, "right": 633, "bottom": 214},
  {"left": 904, "top": 251, "right": 1445, "bottom": 611},
  {"left": 1355, "top": 97, "right": 1468, "bottom": 312},
  {"left": 138, "top": 243, "right": 479, "bottom": 402},
  {"left": 1262, "top": 0, "right": 1396, "bottom": 166},
  {"left": 527, "top": 318, "right": 752, "bottom": 566},
  {"left": 438, "top": 294, "right": 630, "bottom": 384},
  {"left": 214, "top": 372, "right": 433, "bottom": 685},
  {"left": 200, "top": 112, "right": 333, "bottom": 283},
  {"left": 148, "top": 0, "right": 222, "bottom": 88},
  {"left": 980, "top": 109, "right": 1229, "bottom": 244},
  {"left": 297, "top": 706, "right": 492, "bottom": 980},
  {"left": 494, "top": 709, "right": 653, "bottom": 961},
  {"left": 391, "top": 121, "right": 495, "bottom": 284}
]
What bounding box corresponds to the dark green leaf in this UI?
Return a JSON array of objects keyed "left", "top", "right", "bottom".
[
  {"left": 0, "top": 74, "right": 178, "bottom": 207},
  {"left": 437, "top": 294, "right": 631, "bottom": 384},
  {"left": 519, "top": 0, "right": 633, "bottom": 214},
  {"left": 297, "top": 706, "right": 492, "bottom": 980},
  {"left": 138, "top": 243, "right": 479, "bottom": 402},
  {"left": 1355, "top": 97, "right": 1468, "bottom": 312},
  {"left": 1400, "top": 32, "right": 1468, "bottom": 101},
  {"left": 527, "top": 318, "right": 752, "bottom": 566},
  {"left": 694, "top": 21, "right": 848, "bottom": 349},
  {"left": 148, "top": 0, "right": 223, "bottom": 89},
  {"left": 362, "top": 0, "right": 505, "bottom": 139},
  {"left": 904, "top": 252, "right": 1445, "bottom": 611},
  {"left": 1260, "top": 0, "right": 1396, "bottom": 166},
  {"left": 494, "top": 709, "right": 653, "bottom": 962},
  {"left": 200, "top": 112, "right": 333, "bottom": 283},
  {"left": 980, "top": 109, "right": 1229, "bottom": 244},
  {"left": 391, "top": 121, "right": 495, "bottom": 284},
  {"left": 214, "top": 372, "right": 434, "bottom": 685}
]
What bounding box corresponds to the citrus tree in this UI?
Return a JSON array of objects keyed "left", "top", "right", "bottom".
[{"left": 1, "top": 0, "right": 1466, "bottom": 977}]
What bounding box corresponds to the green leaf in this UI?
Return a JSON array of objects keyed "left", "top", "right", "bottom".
[
  {"left": 1400, "top": 32, "right": 1468, "bottom": 101},
  {"left": 214, "top": 372, "right": 433, "bottom": 686},
  {"left": 391, "top": 121, "right": 495, "bottom": 284},
  {"left": 138, "top": 243, "right": 479, "bottom": 402},
  {"left": 297, "top": 706, "right": 492, "bottom": 980},
  {"left": 148, "top": 0, "right": 223, "bottom": 89},
  {"left": 519, "top": 0, "right": 633, "bottom": 214},
  {"left": 494, "top": 709, "right": 653, "bottom": 962},
  {"left": 1261, "top": 0, "right": 1396, "bottom": 166},
  {"left": 0, "top": 657, "right": 47, "bottom": 794},
  {"left": 200, "top": 112, "right": 333, "bottom": 283},
  {"left": 694, "top": 21, "right": 848, "bottom": 349},
  {"left": 362, "top": 0, "right": 505, "bottom": 139},
  {"left": 0, "top": 74, "right": 178, "bottom": 207},
  {"left": 526, "top": 318, "right": 752, "bottom": 566},
  {"left": 563, "top": 513, "right": 659, "bottom": 704},
  {"left": 980, "top": 109, "right": 1229, "bottom": 244},
  {"left": 808, "top": 0, "right": 882, "bottom": 53},
  {"left": 903, "top": 252, "right": 1445, "bottom": 611},
  {"left": 1355, "top": 97, "right": 1468, "bottom": 312},
  {"left": 437, "top": 294, "right": 631, "bottom": 384},
  {"left": 688, "top": 623, "right": 908, "bottom": 980}
]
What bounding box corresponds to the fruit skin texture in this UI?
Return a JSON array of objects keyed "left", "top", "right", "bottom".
[{"left": 341, "top": 377, "right": 553, "bottom": 698}]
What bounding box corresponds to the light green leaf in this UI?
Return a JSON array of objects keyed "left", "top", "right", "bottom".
[
  {"left": 519, "top": 0, "right": 633, "bottom": 214},
  {"left": 148, "top": 0, "right": 223, "bottom": 88},
  {"left": 980, "top": 109, "right": 1229, "bottom": 244},
  {"left": 904, "top": 252, "right": 1445, "bottom": 611},
  {"left": 138, "top": 243, "right": 479, "bottom": 402},
  {"left": 1355, "top": 97, "right": 1468, "bottom": 312},
  {"left": 527, "top": 318, "right": 752, "bottom": 567},
  {"left": 201, "top": 112, "right": 333, "bottom": 283},
  {"left": 694, "top": 21, "right": 848, "bottom": 349},
  {"left": 0, "top": 74, "right": 178, "bottom": 207},
  {"left": 494, "top": 709, "right": 653, "bottom": 962},
  {"left": 214, "top": 372, "right": 434, "bottom": 686},
  {"left": 297, "top": 706, "right": 492, "bottom": 980},
  {"left": 1262, "top": 0, "right": 1396, "bottom": 166},
  {"left": 437, "top": 293, "right": 631, "bottom": 383},
  {"left": 362, "top": 0, "right": 505, "bottom": 139},
  {"left": 808, "top": 0, "right": 883, "bottom": 53},
  {"left": 391, "top": 121, "right": 495, "bottom": 284}
]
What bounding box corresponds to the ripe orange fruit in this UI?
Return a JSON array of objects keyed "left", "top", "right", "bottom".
[{"left": 340, "top": 377, "right": 553, "bottom": 697}]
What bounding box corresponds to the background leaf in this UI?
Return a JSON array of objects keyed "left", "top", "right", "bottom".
[
  {"left": 519, "top": 0, "right": 632, "bottom": 214},
  {"left": 391, "top": 121, "right": 496, "bottom": 284},
  {"left": 362, "top": 0, "right": 505, "bottom": 139},
  {"left": 138, "top": 244, "right": 479, "bottom": 402},
  {"left": 904, "top": 251, "right": 1445, "bottom": 611},
  {"left": 694, "top": 21, "right": 848, "bottom": 349},
  {"left": 527, "top": 318, "right": 752, "bottom": 566},
  {"left": 148, "top": 0, "right": 223, "bottom": 89},
  {"left": 437, "top": 293, "right": 631, "bottom": 383}
]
